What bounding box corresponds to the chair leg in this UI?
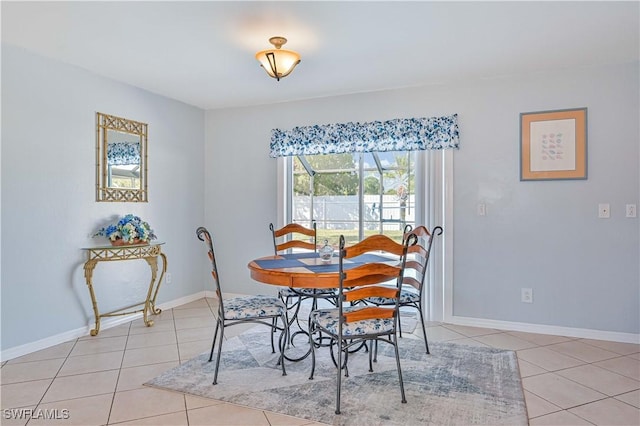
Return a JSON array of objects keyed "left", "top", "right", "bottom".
[
  {"left": 308, "top": 322, "right": 316, "bottom": 380},
  {"left": 213, "top": 321, "right": 225, "bottom": 385},
  {"left": 278, "top": 314, "right": 287, "bottom": 376},
  {"left": 208, "top": 320, "right": 221, "bottom": 362},
  {"left": 373, "top": 338, "right": 378, "bottom": 363},
  {"left": 368, "top": 339, "right": 374, "bottom": 372},
  {"left": 335, "top": 337, "right": 343, "bottom": 415},
  {"left": 270, "top": 318, "right": 276, "bottom": 353},
  {"left": 392, "top": 332, "right": 407, "bottom": 404},
  {"left": 416, "top": 303, "right": 430, "bottom": 354}
]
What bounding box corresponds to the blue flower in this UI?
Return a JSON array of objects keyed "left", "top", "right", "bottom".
[{"left": 93, "top": 214, "right": 157, "bottom": 243}]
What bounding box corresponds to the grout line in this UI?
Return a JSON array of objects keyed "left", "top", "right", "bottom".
[
  {"left": 28, "top": 338, "right": 81, "bottom": 425},
  {"left": 105, "top": 320, "right": 132, "bottom": 425}
]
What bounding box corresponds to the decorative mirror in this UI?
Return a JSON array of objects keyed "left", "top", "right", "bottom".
[{"left": 96, "top": 112, "right": 148, "bottom": 202}]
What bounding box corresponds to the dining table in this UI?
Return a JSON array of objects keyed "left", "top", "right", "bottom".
[{"left": 248, "top": 250, "right": 400, "bottom": 361}]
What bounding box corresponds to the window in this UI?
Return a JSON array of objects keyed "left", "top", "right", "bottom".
[{"left": 288, "top": 151, "right": 421, "bottom": 245}]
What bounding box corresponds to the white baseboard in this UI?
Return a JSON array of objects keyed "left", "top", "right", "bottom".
[
  {"left": 448, "top": 315, "right": 640, "bottom": 344},
  {"left": 1, "top": 291, "right": 209, "bottom": 362}
]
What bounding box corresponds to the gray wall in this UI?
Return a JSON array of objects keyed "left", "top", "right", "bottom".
[
  {"left": 205, "top": 62, "right": 639, "bottom": 335},
  {"left": 1, "top": 45, "right": 206, "bottom": 351}
]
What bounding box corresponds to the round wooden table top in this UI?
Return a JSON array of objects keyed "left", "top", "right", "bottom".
[
  {"left": 248, "top": 252, "right": 400, "bottom": 289},
  {"left": 248, "top": 254, "right": 342, "bottom": 289}
]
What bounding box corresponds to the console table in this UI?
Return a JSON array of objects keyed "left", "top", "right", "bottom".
[{"left": 82, "top": 241, "right": 167, "bottom": 336}]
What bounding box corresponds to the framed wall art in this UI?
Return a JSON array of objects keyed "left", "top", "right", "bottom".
[{"left": 520, "top": 107, "right": 587, "bottom": 181}]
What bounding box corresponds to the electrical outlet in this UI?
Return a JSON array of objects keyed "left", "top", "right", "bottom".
[
  {"left": 477, "top": 203, "right": 486, "bottom": 216},
  {"left": 626, "top": 204, "right": 637, "bottom": 218},
  {"left": 598, "top": 203, "right": 610, "bottom": 219},
  {"left": 166, "top": 272, "right": 172, "bottom": 284},
  {"left": 521, "top": 288, "right": 533, "bottom": 303}
]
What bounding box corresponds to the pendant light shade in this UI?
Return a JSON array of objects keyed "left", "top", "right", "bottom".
[{"left": 255, "top": 36, "right": 301, "bottom": 81}]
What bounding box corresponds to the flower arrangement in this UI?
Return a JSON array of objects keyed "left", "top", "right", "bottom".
[{"left": 94, "top": 214, "right": 156, "bottom": 245}]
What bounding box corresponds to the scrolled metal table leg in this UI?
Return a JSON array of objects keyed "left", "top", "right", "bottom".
[{"left": 83, "top": 260, "right": 101, "bottom": 336}]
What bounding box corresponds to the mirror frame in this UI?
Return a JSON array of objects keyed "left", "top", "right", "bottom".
[{"left": 96, "top": 112, "right": 148, "bottom": 202}]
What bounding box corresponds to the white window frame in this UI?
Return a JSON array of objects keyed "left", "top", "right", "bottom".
[{"left": 276, "top": 151, "right": 453, "bottom": 323}]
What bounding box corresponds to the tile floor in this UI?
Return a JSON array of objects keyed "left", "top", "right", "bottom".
[{"left": 1, "top": 297, "right": 639, "bottom": 425}]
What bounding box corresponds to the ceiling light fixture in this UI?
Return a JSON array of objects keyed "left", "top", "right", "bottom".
[{"left": 255, "top": 36, "right": 301, "bottom": 81}]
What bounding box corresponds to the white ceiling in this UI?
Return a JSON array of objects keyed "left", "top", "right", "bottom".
[{"left": 2, "top": 1, "right": 638, "bottom": 110}]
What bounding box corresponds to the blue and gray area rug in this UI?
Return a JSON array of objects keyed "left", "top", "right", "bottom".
[{"left": 146, "top": 329, "right": 528, "bottom": 425}]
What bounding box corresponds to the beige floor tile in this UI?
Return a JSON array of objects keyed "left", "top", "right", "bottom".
[
  {"left": 149, "top": 309, "right": 176, "bottom": 320},
  {"left": 0, "top": 406, "right": 34, "bottom": 426},
  {"left": 1, "top": 358, "right": 65, "bottom": 384},
  {"left": 172, "top": 307, "right": 215, "bottom": 319},
  {"left": 126, "top": 330, "right": 177, "bottom": 349},
  {"left": 594, "top": 356, "right": 640, "bottom": 381},
  {"left": 615, "top": 390, "right": 640, "bottom": 408},
  {"left": 129, "top": 319, "right": 176, "bottom": 335},
  {"left": 517, "top": 347, "right": 585, "bottom": 371},
  {"left": 523, "top": 372, "right": 607, "bottom": 409},
  {"left": 473, "top": 333, "right": 538, "bottom": 351},
  {"left": 174, "top": 299, "right": 211, "bottom": 310},
  {"left": 579, "top": 339, "right": 640, "bottom": 356},
  {"left": 42, "top": 370, "right": 119, "bottom": 403},
  {"left": 122, "top": 344, "right": 179, "bottom": 368},
  {"left": 70, "top": 336, "right": 127, "bottom": 357},
  {"left": 629, "top": 353, "right": 640, "bottom": 361},
  {"left": 1, "top": 379, "right": 52, "bottom": 409},
  {"left": 109, "top": 387, "right": 186, "bottom": 424},
  {"left": 177, "top": 326, "right": 216, "bottom": 344},
  {"left": 556, "top": 364, "right": 640, "bottom": 396},
  {"left": 548, "top": 340, "right": 620, "bottom": 363},
  {"left": 524, "top": 390, "right": 563, "bottom": 418},
  {"left": 116, "top": 361, "right": 179, "bottom": 392},
  {"left": 79, "top": 323, "right": 130, "bottom": 341},
  {"left": 178, "top": 339, "right": 211, "bottom": 361},
  {"left": 441, "top": 324, "right": 501, "bottom": 337},
  {"left": 30, "top": 393, "right": 113, "bottom": 426},
  {"left": 58, "top": 351, "right": 123, "bottom": 376},
  {"left": 263, "top": 410, "right": 315, "bottom": 426},
  {"left": 174, "top": 316, "right": 214, "bottom": 331},
  {"left": 187, "top": 403, "right": 270, "bottom": 425},
  {"left": 110, "top": 410, "right": 188, "bottom": 425},
  {"left": 421, "top": 325, "right": 466, "bottom": 342},
  {"left": 569, "top": 397, "right": 640, "bottom": 425},
  {"left": 184, "top": 394, "right": 225, "bottom": 410},
  {"left": 506, "top": 331, "right": 574, "bottom": 346},
  {"left": 7, "top": 342, "right": 75, "bottom": 364},
  {"left": 517, "top": 359, "right": 548, "bottom": 377},
  {"left": 529, "top": 410, "right": 594, "bottom": 425}
]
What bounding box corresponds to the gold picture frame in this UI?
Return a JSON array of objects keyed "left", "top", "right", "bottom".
[{"left": 520, "top": 108, "right": 587, "bottom": 181}]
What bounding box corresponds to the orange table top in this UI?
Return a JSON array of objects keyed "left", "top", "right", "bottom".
[{"left": 248, "top": 252, "right": 397, "bottom": 289}]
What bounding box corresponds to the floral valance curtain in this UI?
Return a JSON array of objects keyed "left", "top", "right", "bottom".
[
  {"left": 107, "top": 142, "right": 140, "bottom": 166},
  {"left": 270, "top": 114, "right": 459, "bottom": 158}
]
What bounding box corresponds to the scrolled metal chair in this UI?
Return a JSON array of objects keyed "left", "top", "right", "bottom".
[
  {"left": 308, "top": 233, "right": 414, "bottom": 414},
  {"left": 365, "top": 224, "right": 443, "bottom": 355},
  {"left": 196, "top": 227, "right": 287, "bottom": 384},
  {"left": 270, "top": 222, "right": 337, "bottom": 314}
]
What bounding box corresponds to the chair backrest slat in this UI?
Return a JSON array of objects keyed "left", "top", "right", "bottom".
[
  {"left": 401, "top": 225, "right": 443, "bottom": 295},
  {"left": 338, "top": 233, "right": 412, "bottom": 326},
  {"left": 270, "top": 222, "right": 317, "bottom": 255},
  {"left": 343, "top": 306, "right": 396, "bottom": 322},
  {"left": 344, "top": 285, "right": 399, "bottom": 302},
  {"left": 196, "top": 226, "right": 224, "bottom": 316}
]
